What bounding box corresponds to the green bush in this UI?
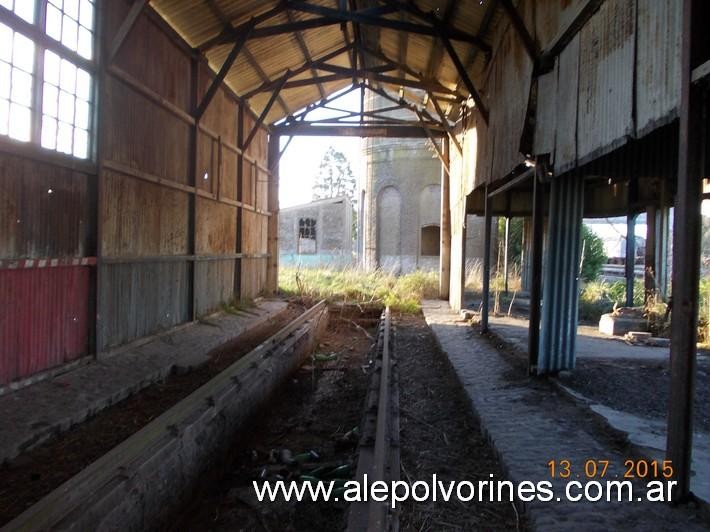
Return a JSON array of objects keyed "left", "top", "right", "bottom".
[
  {"left": 278, "top": 266, "right": 439, "bottom": 313},
  {"left": 580, "top": 224, "right": 607, "bottom": 282}
]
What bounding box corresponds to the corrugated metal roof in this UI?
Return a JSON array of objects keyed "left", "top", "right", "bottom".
[{"left": 150, "top": 0, "right": 493, "bottom": 123}]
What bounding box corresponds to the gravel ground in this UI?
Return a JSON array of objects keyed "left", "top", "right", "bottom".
[
  {"left": 558, "top": 358, "right": 710, "bottom": 433},
  {"left": 396, "top": 313, "right": 522, "bottom": 531}
]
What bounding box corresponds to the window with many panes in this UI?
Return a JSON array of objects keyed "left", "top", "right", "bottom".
[{"left": 0, "top": 0, "right": 95, "bottom": 159}]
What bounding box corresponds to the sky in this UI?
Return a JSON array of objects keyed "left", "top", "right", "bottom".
[{"left": 278, "top": 89, "right": 364, "bottom": 209}]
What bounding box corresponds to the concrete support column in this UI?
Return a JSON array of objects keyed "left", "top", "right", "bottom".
[
  {"left": 481, "top": 185, "right": 492, "bottom": 332},
  {"left": 266, "top": 134, "right": 280, "bottom": 294},
  {"left": 666, "top": 0, "right": 703, "bottom": 501},
  {"left": 527, "top": 168, "right": 545, "bottom": 373},
  {"left": 625, "top": 214, "right": 637, "bottom": 307},
  {"left": 440, "top": 137, "right": 451, "bottom": 299}
]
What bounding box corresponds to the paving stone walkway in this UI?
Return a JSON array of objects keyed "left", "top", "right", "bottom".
[
  {"left": 0, "top": 300, "right": 287, "bottom": 464},
  {"left": 422, "top": 300, "right": 708, "bottom": 531}
]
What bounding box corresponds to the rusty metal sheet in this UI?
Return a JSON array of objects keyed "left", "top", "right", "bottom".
[
  {"left": 0, "top": 154, "right": 90, "bottom": 259},
  {"left": 195, "top": 259, "right": 236, "bottom": 316},
  {"left": 0, "top": 266, "right": 90, "bottom": 385},
  {"left": 99, "top": 262, "right": 191, "bottom": 350},
  {"left": 576, "top": 0, "right": 636, "bottom": 165},
  {"left": 534, "top": 67, "right": 558, "bottom": 157},
  {"left": 554, "top": 34, "right": 580, "bottom": 174},
  {"left": 635, "top": 0, "right": 681, "bottom": 137}
]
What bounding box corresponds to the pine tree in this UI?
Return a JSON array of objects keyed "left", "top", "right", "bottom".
[{"left": 312, "top": 146, "right": 356, "bottom": 200}]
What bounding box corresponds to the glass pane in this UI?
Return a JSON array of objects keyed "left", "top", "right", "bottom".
[
  {"left": 0, "top": 62, "right": 10, "bottom": 99},
  {"left": 77, "top": 25, "right": 91, "bottom": 59},
  {"left": 79, "top": 0, "right": 93, "bottom": 30},
  {"left": 12, "top": 33, "right": 34, "bottom": 73},
  {"left": 44, "top": 50, "right": 60, "bottom": 85},
  {"left": 57, "top": 120, "right": 72, "bottom": 153},
  {"left": 0, "top": 98, "right": 8, "bottom": 136},
  {"left": 48, "top": 0, "right": 62, "bottom": 7},
  {"left": 46, "top": 4, "right": 62, "bottom": 41},
  {"left": 0, "top": 0, "right": 12, "bottom": 10},
  {"left": 75, "top": 68, "right": 90, "bottom": 100},
  {"left": 73, "top": 127, "right": 87, "bottom": 158},
  {"left": 59, "top": 58, "right": 76, "bottom": 93},
  {"left": 61, "top": 15, "right": 78, "bottom": 51},
  {"left": 14, "top": 0, "right": 35, "bottom": 23},
  {"left": 41, "top": 115, "right": 57, "bottom": 149},
  {"left": 64, "top": 0, "right": 79, "bottom": 19},
  {"left": 10, "top": 68, "right": 32, "bottom": 106},
  {"left": 0, "top": 23, "right": 12, "bottom": 63},
  {"left": 8, "top": 102, "right": 30, "bottom": 141},
  {"left": 74, "top": 97, "right": 88, "bottom": 128},
  {"left": 58, "top": 90, "right": 74, "bottom": 123},
  {"left": 42, "top": 82, "right": 58, "bottom": 117}
]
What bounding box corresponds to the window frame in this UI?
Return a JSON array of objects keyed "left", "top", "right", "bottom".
[
  {"left": 298, "top": 217, "right": 317, "bottom": 254},
  {"left": 0, "top": 0, "right": 98, "bottom": 163}
]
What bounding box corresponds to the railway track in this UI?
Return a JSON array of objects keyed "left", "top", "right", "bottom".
[{"left": 347, "top": 307, "right": 401, "bottom": 532}]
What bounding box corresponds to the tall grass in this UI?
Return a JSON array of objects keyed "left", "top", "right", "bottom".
[{"left": 278, "top": 266, "right": 439, "bottom": 313}]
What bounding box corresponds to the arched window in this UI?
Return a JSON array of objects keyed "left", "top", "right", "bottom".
[{"left": 421, "top": 225, "right": 440, "bottom": 256}]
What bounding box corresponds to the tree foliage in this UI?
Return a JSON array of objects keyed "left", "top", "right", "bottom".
[
  {"left": 312, "top": 146, "right": 356, "bottom": 201},
  {"left": 580, "top": 223, "right": 608, "bottom": 282}
]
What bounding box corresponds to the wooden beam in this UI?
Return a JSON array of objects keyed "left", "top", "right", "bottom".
[
  {"left": 243, "top": 74, "right": 288, "bottom": 150},
  {"left": 197, "top": 2, "right": 286, "bottom": 51},
  {"left": 428, "top": 92, "right": 463, "bottom": 155},
  {"left": 242, "top": 46, "right": 291, "bottom": 116},
  {"left": 241, "top": 44, "right": 352, "bottom": 99},
  {"left": 440, "top": 136, "right": 451, "bottom": 300},
  {"left": 666, "top": 0, "right": 703, "bottom": 502},
  {"left": 498, "top": 0, "right": 538, "bottom": 61},
  {"left": 527, "top": 164, "right": 545, "bottom": 373},
  {"left": 271, "top": 124, "right": 441, "bottom": 138},
  {"left": 108, "top": 0, "right": 148, "bottom": 64},
  {"left": 442, "top": 37, "right": 489, "bottom": 124},
  {"left": 286, "top": 10, "right": 325, "bottom": 99},
  {"left": 194, "top": 24, "right": 252, "bottom": 121},
  {"left": 425, "top": 0, "right": 457, "bottom": 80}
]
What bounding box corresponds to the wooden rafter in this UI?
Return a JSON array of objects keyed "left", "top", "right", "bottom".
[
  {"left": 424, "top": 0, "right": 457, "bottom": 81},
  {"left": 286, "top": 10, "right": 326, "bottom": 99},
  {"left": 498, "top": 0, "right": 538, "bottom": 61}
]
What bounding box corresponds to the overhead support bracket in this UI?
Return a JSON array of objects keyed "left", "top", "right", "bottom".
[
  {"left": 194, "top": 22, "right": 254, "bottom": 121},
  {"left": 442, "top": 37, "right": 489, "bottom": 125},
  {"left": 108, "top": 0, "right": 149, "bottom": 64},
  {"left": 498, "top": 0, "right": 539, "bottom": 61},
  {"left": 243, "top": 72, "right": 289, "bottom": 151}
]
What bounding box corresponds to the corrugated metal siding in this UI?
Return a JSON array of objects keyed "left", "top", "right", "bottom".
[
  {"left": 538, "top": 173, "right": 584, "bottom": 374},
  {"left": 0, "top": 266, "right": 90, "bottom": 385},
  {"left": 195, "top": 259, "right": 236, "bottom": 316},
  {"left": 635, "top": 0, "right": 681, "bottom": 137},
  {"left": 99, "top": 262, "right": 191, "bottom": 350},
  {"left": 576, "top": 0, "right": 636, "bottom": 165},
  {"left": 533, "top": 69, "right": 557, "bottom": 156},
  {"left": 554, "top": 34, "right": 580, "bottom": 174}
]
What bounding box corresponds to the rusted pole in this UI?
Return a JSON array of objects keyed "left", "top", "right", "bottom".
[
  {"left": 440, "top": 137, "right": 451, "bottom": 300},
  {"left": 481, "top": 185, "right": 492, "bottom": 332},
  {"left": 625, "top": 214, "right": 636, "bottom": 307},
  {"left": 666, "top": 0, "right": 703, "bottom": 502},
  {"left": 527, "top": 166, "right": 544, "bottom": 373},
  {"left": 266, "top": 134, "right": 281, "bottom": 294},
  {"left": 645, "top": 205, "right": 657, "bottom": 306}
]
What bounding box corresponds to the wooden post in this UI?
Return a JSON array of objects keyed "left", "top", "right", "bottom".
[
  {"left": 439, "top": 136, "right": 451, "bottom": 300},
  {"left": 266, "top": 134, "right": 280, "bottom": 294},
  {"left": 666, "top": 0, "right": 703, "bottom": 502},
  {"left": 481, "top": 185, "right": 492, "bottom": 332},
  {"left": 645, "top": 204, "right": 657, "bottom": 306},
  {"left": 625, "top": 214, "right": 636, "bottom": 307},
  {"left": 528, "top": 167, "right": 544, "bottom": 373}
]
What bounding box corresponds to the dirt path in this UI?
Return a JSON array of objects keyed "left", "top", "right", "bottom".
[
  {"left": 396, "top": 313, "right": 522, "bottom": 531},
  {"left": 174, "top": 309, "right": 376, "bottom": 531}
]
